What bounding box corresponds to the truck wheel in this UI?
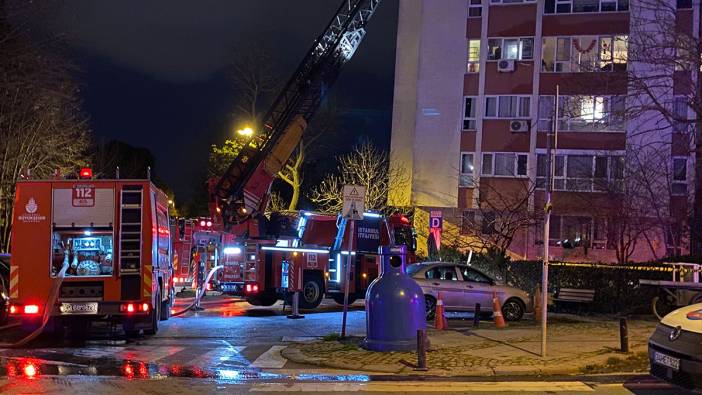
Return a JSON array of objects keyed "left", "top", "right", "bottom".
[
  {"left": 299, "top": 275, "right": 324, "bottom": 309},
  {"left": 144, "top": 291, "right": 160, "bottom": 335},
  {"left": 331, "top": 293, "right": 357, "bottom": 306},
  {"left": 160, "top": 288, "right": 173, "bottom": 321}
]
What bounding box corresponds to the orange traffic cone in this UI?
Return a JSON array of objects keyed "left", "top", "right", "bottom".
[
  {"left": 492, "top": 291, "right": 507, "bottom": 329},
  {"left": 434, "top": 292, "right": 448, "bottom": 330}
]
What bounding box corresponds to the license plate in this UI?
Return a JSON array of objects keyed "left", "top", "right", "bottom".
[
  {"left": 654, "top": 351, "right": 680, "bottom": 371},
  {"left": 59, "top": 302, "right": 98, "bottom": 315}
]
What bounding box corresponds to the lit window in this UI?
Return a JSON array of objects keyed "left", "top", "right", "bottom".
[
  {"left": 460, "top": 153, "right": 475, "bottom": 187},
  {"left": 463, "top": 97, "right": 477, "bottom": 130},
  {"left": 542, "top": 35, "right": 627, "bottom": 72},
  {"left": 488, "top": 37, "right": 534, "bottom": 60},
  {"left": 538, "top": 95, "right": 626, "bottom": 132},
  {"left": 468, "top": 40, "right": 481, "bottom": 73},
  {"left": 485, "top": 96, "right": 530, "bottom": 118}
]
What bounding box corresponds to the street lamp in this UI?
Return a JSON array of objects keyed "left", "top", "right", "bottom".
[{"left": 237, "top": 127, "right": 254, "bottom": 137}]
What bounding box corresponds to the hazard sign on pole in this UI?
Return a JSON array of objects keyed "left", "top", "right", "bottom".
[{"left": 342, "top": 185, "right": 365, "bottom": 220}]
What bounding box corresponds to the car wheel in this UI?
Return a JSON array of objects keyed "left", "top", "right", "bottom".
[
  {"left": 299, "top": 276, "right": 324, "bottom": 309},
  {"left": 502, "top": 298, "right": 525, "bottom": 321},
  {"left": 425, "top": 295, "right": 436, "bottom": 321}
]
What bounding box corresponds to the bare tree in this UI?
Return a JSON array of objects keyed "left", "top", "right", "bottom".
[
  {"left": 228, "top": 45, "right": 279, "bottom": 126},
  {"left": 624, "top": 0, "right": 701, "bottom": 254},
  {"left": 309, "top": 141, "right": 410, "bottom": 214},
  {"left": 0, "top": 1, "right": 90, "bottom": 251}
]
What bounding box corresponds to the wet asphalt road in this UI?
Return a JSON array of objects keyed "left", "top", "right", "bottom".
[{"left": 0, "top": 296, "right": 690, "bottom": 394}]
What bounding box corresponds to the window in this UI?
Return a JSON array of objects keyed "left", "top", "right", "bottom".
[
  {"left": 488, "top": 37, "right": 534, "bottom": 60},
  {"left": 469, "top": 0, "right": 482, "bottom": 17},
  {"left": 545, "top": 0, "right": 629, "bottom": 13},
  {"left": 52, "top": 228, "right": 114, "bottom": 277},
  {"left": 460, "top": 267, "right": 492, "bottom": 284},
  {"left": 491, "top": 0, "right": 536, "bottom": 3},
  {"left": 538, "top": 215, "right": 606, "bottom": 248},
  {"left": 677, "top": 0, "right": 692, "bottom": 9},
  {"left": 482, "top": 152, "right": 528, "bottom": 176},
  {"left": 485, "top": 96, "right": 530, "bottom": 118},
  {"left": 672, "top": 157, "right": 687, "bottom": 195},
  {"left": 467, "top": 40, "right": 480, "bottom": 72},
  {"left": 538, "top": 95, "right": 625, "bottom": 132},
  {"left": 460, "top": 153, "right": 475, "bottom": 187},
  {"left": 542, "top": 35, "right": 627, "bottom": 72},
  {"left": 673, "top": 96, "right": 689, "bottom": 133},
  {"left": 425, "top": 266, "right": 458, "bottom": 281},
  {"left": 463, "top": 97, "right": 477, "bottom": 129},
  {"left": 536, "top": 153, "right": 624, "bottom": 192}
]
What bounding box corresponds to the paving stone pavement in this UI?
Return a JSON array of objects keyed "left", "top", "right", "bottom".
[{"left": 281, "top": 315, "right": 659, "bottom": 376}]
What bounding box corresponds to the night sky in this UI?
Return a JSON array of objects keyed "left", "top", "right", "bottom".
[{"left": 50, "top": 0, "right": 399, "bottom": 202}]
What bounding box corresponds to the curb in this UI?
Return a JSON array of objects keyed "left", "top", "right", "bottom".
[{"left": 281, "top": 344, "right": 648, "bottom": 378}]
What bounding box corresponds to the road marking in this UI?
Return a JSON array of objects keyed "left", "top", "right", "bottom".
[
  {"left": 250, "top": 381, "right": 594, "bottom": 392},
  {"left": 250, "top": 345, "right": 287, "bottom": 369},
  {"left": 119, "top": 346, "right": 185, "bottom": 362},
  {"left": 187, "top": 346, "right": 246, "bottom": 367}
]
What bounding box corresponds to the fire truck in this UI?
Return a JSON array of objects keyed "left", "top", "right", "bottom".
[
  {"left": 241, "top": 211, "right": 416, "bottom": 309},
  {"left": 202, "top": 0, "right": 418, "bottom": 308},
  {"left": 171, "top": 218, "right": 244, "bottom": 295},
  {"left": 7, "top": 171, "right": 174, "bottom": 336}
]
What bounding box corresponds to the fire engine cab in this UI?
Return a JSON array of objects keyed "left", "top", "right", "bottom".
[{"left": 8, "top": 171, "right": 174, "bottom": 336}]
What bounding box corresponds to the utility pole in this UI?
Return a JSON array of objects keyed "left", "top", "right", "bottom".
[{"left": 542, "top": 84, "right": 559, "bottom": 358}]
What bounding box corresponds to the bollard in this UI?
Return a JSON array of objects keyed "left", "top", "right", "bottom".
[
  {"left": 287, "top": 291, "right": 305, "bottom": 320},
  {"left": 415, "top": 329, "right": 428, "bottom": 371},
  {"left": 473, "top": 303, "right": 481, "bottom": 328},
  {"left": 619, "top": 318, "right": 629, "bottom": 353}
]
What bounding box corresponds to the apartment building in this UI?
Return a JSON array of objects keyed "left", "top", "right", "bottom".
[{"left": 389, "top": 0, "right": 695, "bottom": 262}]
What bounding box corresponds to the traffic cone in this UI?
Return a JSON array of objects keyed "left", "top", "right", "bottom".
[
  {"left": 492, "top": 291, "right": 507, "bottom": 329},
  {"left": 434, "top": 292, "right": 448, "bottom": 330}
]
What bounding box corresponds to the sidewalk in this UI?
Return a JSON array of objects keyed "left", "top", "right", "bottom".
[{"left": 282, "top": 315, "right": 657, "bottom": 376}]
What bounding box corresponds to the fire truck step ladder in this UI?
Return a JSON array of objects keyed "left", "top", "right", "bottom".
[{"left": 119, "top": 186, "right": 143, "bottom": 276}]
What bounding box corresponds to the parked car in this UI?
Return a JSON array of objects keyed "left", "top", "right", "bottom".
[
  {"left": 648, "top": 303, "right": 702, "bottom": 391},
  {"left": 407, "top": 262, "right": 532, "bottom": 321},
  {"left": 0, "top": 253, "right": 9, "bottom": 325}
]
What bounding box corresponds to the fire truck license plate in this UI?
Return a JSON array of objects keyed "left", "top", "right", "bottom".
[
  {"left": 653, "top": 351, "right": 680, "bottom": 371},
  {"left": 60, "top": 303, "right": 98, "bottom": 315}
]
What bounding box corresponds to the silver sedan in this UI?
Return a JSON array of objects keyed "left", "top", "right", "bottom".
[{"left": 407, "top": 262, "right": 533, "bottom": 321}]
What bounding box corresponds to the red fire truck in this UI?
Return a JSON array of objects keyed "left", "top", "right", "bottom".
[
  {"left": 7, "top": 172, "right": 174, "bottom": 336},
  {"left": 240, "top": 211, "right": 416, "bottom": 309},
  {"left": 171, "top": 218, "right": 244, "bottom": 294}
]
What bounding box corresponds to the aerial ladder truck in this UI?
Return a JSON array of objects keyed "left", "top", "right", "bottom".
[{"left": 208, "top": 0, "right": 416, "bottom": 309}]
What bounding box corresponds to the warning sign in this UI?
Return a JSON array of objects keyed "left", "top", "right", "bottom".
[
  {"left": 342, "top": 185, "right": 365, "bottom": 220},
  {"left": 72, "top": 185, "right": 95, "bottom": 207}
]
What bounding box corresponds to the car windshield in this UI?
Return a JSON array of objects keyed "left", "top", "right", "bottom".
[{"left": 406, "top": 264, "right": 423, "bottom": 276}]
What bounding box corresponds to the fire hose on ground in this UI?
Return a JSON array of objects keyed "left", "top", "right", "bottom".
[
  {"left": 170, "top": 265, "right": 223, "bottom": 317},
  {"left": 0, "top": 261, "right": 69, "bottom": 348}
]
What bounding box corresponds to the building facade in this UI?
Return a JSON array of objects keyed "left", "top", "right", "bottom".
[{"left": 389, "top": 0, "right": 695, "bottom": 263}]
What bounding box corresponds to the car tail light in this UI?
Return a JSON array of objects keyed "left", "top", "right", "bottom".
[
  {"left": 9, "top": 305, "right": 18, "bottom": 315},
  {"left": 24, "top": 305, "right": 40, "bottom": 315},
  {"left": 23, "top": 362, "right": 37, "bottom": 378}
]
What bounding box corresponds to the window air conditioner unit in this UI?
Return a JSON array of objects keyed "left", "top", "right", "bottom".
[
  {"left": 497, "top": 59, "right": 515, "bottom": 72},
  {"left": 509, "top": 120, "right": 529, "bottom": 132}
]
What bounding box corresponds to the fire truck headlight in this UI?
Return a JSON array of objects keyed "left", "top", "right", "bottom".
[{"left": 223, "top": 247, "right": 241, "bottom": 255}]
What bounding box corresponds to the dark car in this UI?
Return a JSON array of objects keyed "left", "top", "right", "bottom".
[
  {"left": 0, "top": 253, "right": 9, "bottom": 324},
  {"left": 649, "top": 303, "right": 702, "bottom": 391}
]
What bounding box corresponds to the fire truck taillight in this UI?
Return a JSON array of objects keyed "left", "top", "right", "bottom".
[
  {"left": 200, "top": 220, "right": 206, "bottom": 227},
  {"left": 9, "top": 305, "right": 18, "bottom": 314},
  {"left": 120, "top": 303, "right": 150, "bottom": 314},
  {"left": 245, "top": 284, "right": 259, "bottom": 293},
  {"left": 79, "top": 168, "right": 93, "bottom": 179}
]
